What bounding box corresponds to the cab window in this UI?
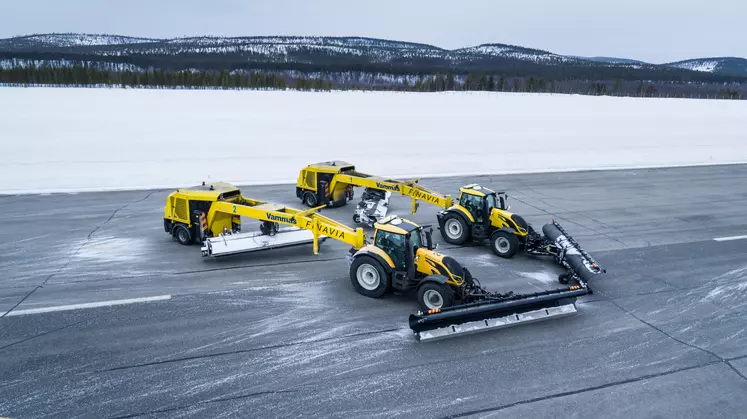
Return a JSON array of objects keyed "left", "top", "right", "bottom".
[
  {"left": 459, "top": 193, "right": 484, "bottom": 221},
  {"left": 375, "top": 230, "right": 406, "bottom": 269}
]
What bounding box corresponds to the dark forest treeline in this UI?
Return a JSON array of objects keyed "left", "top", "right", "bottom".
[
  {"left": 0, "top": 63, "right": 744, "bottom": 99},
  {"left": 3, "top": 50, "right": 747, "bottom": 84}
]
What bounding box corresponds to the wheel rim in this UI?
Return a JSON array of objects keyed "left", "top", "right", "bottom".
[
  {"left": 178, "top": 229, "right": 188, "bottom": 243},
  {"left": 445, "top": 219, "right": 462, "bottom": 239},
  {"left": 494, "top": 237, "right": 510, "bottom": 253},
  {"left": 423, "top": 289, "right": 444, "bottom": 309},
  {"left": 356, "top": 264, "right": 380, "bottom": 291},
  {"left": 305, "top": 195, "right": 315, "bottom": 206}
]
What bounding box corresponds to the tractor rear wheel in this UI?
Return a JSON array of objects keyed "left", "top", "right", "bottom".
[
  {"left": 350, "top": 256, "right": 390, "bottom": 298},
  {"left": 490, "top": 231, "right": 519, "bottom": 258},
  {"left": 416, "top": 282, "right": 455, "bottom": 312},
  {"left": 440, "top": 213, "right": 469, "bottom": 245}
]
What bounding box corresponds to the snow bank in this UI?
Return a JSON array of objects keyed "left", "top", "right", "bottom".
[{"left": 1, "top": 87, "right": 746, "bottom": 194}]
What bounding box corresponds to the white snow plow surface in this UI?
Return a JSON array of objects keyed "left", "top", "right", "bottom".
[
  {"left": 2, "top": 88, "right": 747, "bottom": 194},
  {"left": 201, "top": 228, "right": 326, "bottom": 257},
  {"left": 415, "top": 304, "right": 578, "bottom": 342}
]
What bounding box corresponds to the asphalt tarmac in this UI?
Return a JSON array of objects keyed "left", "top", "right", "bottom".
[{"left": 1, "top": 165, "right": 746, "bottom": 418}]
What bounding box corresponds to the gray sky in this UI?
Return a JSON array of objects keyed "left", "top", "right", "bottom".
[{"left": 1, "top": 0, "right": 745, "bottom": 63}]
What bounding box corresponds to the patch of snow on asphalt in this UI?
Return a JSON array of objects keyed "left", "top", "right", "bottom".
[{"left": 74, "top": 236, "right": 153, "bottom": 263}]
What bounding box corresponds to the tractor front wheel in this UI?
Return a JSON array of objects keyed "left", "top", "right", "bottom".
[
  {"left": 490, "top": 231, "right": 519, "bottom": 258},
  {"left": 416, "top": 282, "right": 455, "bottom": 312}
]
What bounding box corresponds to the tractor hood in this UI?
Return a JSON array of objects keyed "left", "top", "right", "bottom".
[{"left": 489, "top": 208, "right": 529, "bottom": 234}]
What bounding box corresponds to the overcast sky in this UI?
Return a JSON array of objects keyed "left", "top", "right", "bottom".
[{"left": 1, "top": 0, "right": 745, "bottom": 63}]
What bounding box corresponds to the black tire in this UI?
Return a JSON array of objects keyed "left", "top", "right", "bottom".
[
  {"left": 490, "top": 231, "right": 519, "bottom": 258},
  {"left": 173, "top": 225, "right": 192, "bottom": 246},
  {"left": 349, "top": 256, "right": 390, "bottom": 298},
  {"left": 416, "top": 281, "right": 455, "bottom": 312},
  {"left": 558, "top": 272, "right": 570, "bottom": 284},
  {"left": 303, "top": 192, "right": 318, "bottom": 207},
  {"left": 353, "top": 214, "right": 361, "bottom": 224},
  {"left": 440, "top": 213, "right": 469, "bottom": 245}
]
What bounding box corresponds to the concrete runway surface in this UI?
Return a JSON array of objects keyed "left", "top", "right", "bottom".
[{"left": 1, "top": 165, "right": 746, "bottom": 419}]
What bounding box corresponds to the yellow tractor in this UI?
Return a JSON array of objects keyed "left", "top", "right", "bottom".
[
  {"left": 348, "top": 215, "right": 589, "bottom": 341},
  {"left": 437, "top": 184, "right": 605, "bottom": 287},
  {"left": 436, "top": 184, "right": 522, "bottom": 256}
]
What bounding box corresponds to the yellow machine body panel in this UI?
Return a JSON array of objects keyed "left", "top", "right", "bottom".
[
  {"left": 297, "top": 162, "right": 454, "bottom": 212},
  {"left": 357, "top": 245, "right": 397, "bottom": 269},
  {"left": 413, "top": 248, "right": 464, "bottom": 287},
  {"left": 207, "top": 200, "right": 366, "bottom": 254},
  {"left": 446, "top": 204, "right": 475, "bottom": 223},
  {"left": 164, "top": 183, "right": 243, "bottom": 227},
  {"left": 489, "top": 208, "right": 528, "bottom": 236}
]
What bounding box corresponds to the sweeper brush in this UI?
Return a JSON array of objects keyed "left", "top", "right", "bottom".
[{"left": 533, "top": 220, "right": 606, "bottom": 289}]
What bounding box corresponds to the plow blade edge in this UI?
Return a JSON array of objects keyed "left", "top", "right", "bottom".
[{"left": 409, "top": 287, "right": 589, "bottom": 341}]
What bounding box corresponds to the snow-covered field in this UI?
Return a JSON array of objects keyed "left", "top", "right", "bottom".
[{"left": 1, "top": 87, "right": 746, "bottom": 194}]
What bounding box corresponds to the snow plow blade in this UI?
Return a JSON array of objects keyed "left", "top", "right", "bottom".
[
  {"left": 408, "top": 286, "right": 588, "bottom": 341},
  {"left": 201, "top": 228, "right": 326, "bottom": 257},
  {"left": 542, "top": 220, "right": 605, "bottom": 285}
]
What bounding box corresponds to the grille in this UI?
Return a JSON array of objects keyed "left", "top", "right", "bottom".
[{"left": 175, "top": 198, "right": 187, "bottom": 221}]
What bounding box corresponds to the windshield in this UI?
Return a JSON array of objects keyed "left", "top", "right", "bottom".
[
  {"left": 410, "top": 230, "right": 423, "bottom": 251},
  {"left": 486, "top": 193, "right": 498, "bottom": 210},
  {"left": 486, "top": 193, "right": 507, "bottom": 210}
]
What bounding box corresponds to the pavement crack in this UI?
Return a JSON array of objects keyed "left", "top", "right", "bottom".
[
  {"left": 607, "top": 299, "right": 747, "bottom": 382},
  {"left": 0, "top": 319, "right": 90, "bottom": 351},
  {"left": 94, "top": 327, "right": 401, "bottom": 373},
  {"left": 510, "top": 195, "right": 627, "bottom": 247},
  {"left": 441, "top": 360, "right": 721, "bottom": 418},
  {"left": 0, "top": 191, "right": 160, "bottom": 319},
  {"left": 107, "top": 390, "right": 297, "bottom": 419}
]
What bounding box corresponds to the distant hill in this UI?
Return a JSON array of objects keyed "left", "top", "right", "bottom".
[
  {"left": 581, "top": 56, "right": 649, "bottom": 65},
  {"left": 664, "top": 57, "right": 747, "bottom": 76},
  {"left": 1, "top": 33, "right": 745, "bottom": 81}
]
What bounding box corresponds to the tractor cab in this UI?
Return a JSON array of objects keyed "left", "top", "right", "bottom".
[
  {"left": 372, "top": 215, "right": 433, "bottom": 271},
  {"left": 457, "top": 184, "right": 508, "bottom": 226}
]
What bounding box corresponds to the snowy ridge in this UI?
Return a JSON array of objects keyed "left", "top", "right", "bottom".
[
  {"left": 668, "top": 59, "right": 721, "bottom": 73},
  {"left": 453, "top": 44, "right": 580, "bottom": 65},
  {"left": 664, "top": 57, "right": 747, "bottom": 76},
  {"left": 1, "top": 33, "right": 746, "bottom": 77},
  {"left": 5, "top": 33, "right": 160, "bottom": 48}
]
